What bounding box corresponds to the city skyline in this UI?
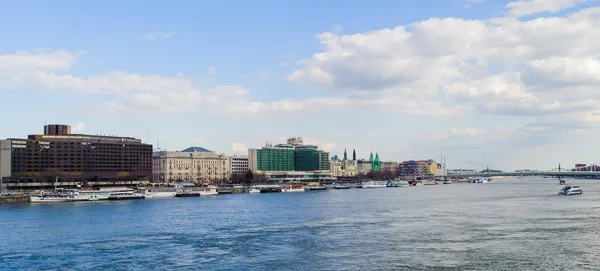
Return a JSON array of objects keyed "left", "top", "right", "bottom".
[{"left": 2, "top": 0, "right": 600, "bottom": 171}]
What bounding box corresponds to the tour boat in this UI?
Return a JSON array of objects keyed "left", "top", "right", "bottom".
[
  {"left": 249, "top": 187, "right": 262, "bottom": 193},
  {"left": 333, "top": 183, "right": 350, "bottom": 189},
  {"left": 198, "top": 186, "right": 219, "bottom": 196},
  {"left": 305, "top": 182, "right": 327, "bottom": 191},
  {"left": 386, "top": 180, "right": 410, "bottom": 187},
  {"left": 107, "top": 191, "right": 146, "bottom": 200},
  {"left": 281, "top": 183, "right": 305, "bottom": 192},
  {"left": 140, "top": 187, "right": 178, "bottom": 199},
  {"left": 362, "top": 181, "right": 387, "bottom": 188},
  {"left": 30, "top": 192, "right": 78, "bottom": 203},
  {"left": 558, "top": 185, "right": 582, "bottom": 195},
  {"left": 473, "top": 177, "right": 491, "bottom": 183}
]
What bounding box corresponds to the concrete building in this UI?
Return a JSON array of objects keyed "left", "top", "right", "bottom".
[
  {"left": 0, "top": 124, "right": 152, "bottom": 189},
  {"left": 356, "top": 159, "right": 372, "bottom": 174},
  {"left": 398, "top": 159, "right": 438, "bottom": 177},
  {"left": 248, "top": 137, "right": 333, "bottom": 182},
  {"left": 229, "top": 155, "right": 249, "bottom": 175},
  {"left": 330, "top": 149, "right": 358, "bottom": 177},
  {"left": 382, "top": 161, "right": 399, "bottom": 172},
  {"left": 152, "top": 147, "right": 228, "bottom": 183}
]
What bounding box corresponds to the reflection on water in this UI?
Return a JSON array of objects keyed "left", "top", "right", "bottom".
[{"left": 2, "top": 178, "right": 600, "bottom": 270}]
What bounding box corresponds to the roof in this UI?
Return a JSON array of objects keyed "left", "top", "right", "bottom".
[{"left": 181, "top": 146, "right": 211, "bottom": 153}]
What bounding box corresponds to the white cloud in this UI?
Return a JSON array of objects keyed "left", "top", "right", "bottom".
[
  {"left": 232, "top": 142, "right": 248, "bottom": 153},
  {"left": 207, "top": 66, "right": 216, "bottom": 76},
  {"left": 71, "top": 123, "right": 85, "bottom": 133},
  {"left": 506, "top": 0, "right": 595, "bottom": 17},
  {"left": 144, "top": 32, "right": 175, "bottom": 41}
]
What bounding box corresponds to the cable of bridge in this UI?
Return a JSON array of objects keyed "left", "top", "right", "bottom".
[{"left": 444, "top": 155, "right": 502, "bottom": 171}]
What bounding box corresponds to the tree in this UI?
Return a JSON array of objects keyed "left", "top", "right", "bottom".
[
  {"left": 252, "top": 172, "right": 268, "bottom": 184},
  {"left": 245, "top": 170, "right": 254, "bottom": 183}
]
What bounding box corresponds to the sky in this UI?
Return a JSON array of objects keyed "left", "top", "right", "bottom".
[{"left": 1, "top": 0, "right": 600, "bottom": 171}]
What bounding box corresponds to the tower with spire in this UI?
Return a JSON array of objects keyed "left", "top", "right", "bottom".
[
  {"left": 352, "top": 149, "right": 356, "bottom": 161},
  {"left": 343, "top": 148, "right": 347, "bottom": 161},
  {"left": 371, "top": 152, "right": 382, "bottom": 172}
]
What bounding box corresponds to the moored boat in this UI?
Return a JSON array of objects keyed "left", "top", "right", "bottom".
[
  {"left": 281, "top": 183, "right": 305, "bottom": 192},
  {"left": 362, "top": 181, "right": 387, "bottom": 188},
  {"left": 333, "top": 183, "right": 350, "bottom": 189},
  {"left": 305, "top": 182, "right": 327, "bottom": 191},
  {"left": 140, "top": 187, "right": 178, "bottom": 199}
]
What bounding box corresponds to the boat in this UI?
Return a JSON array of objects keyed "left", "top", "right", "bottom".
[
  {"left": 305, "top": 182, "right": 327, "bottom": 191},
  {"left": 198, "top": 186, "right": 219, "bottom": 196},
  {"left": 107, "top": 191, "right": 146, "bottom": 200},
  {"left": 558, "top": 185, "right": 582, "bottom": 195},
  {"left": 386, "top": 180, "right": 410, "bottom": 187},
  {"left": 559, "top": 179, "right": 566, "bottom": 185},
  {"left": 362, "top": 181, "right": 387, "bottom": 188},
  {"left": 140, "top": 187, "right": 178, "bottom": 199},
  {"left": 73, "top": 187, "right": 134, "bottom": 201},
  {"left": 249, "top": 185, "right": 281, "bottom": 193},
  {"left": 442, "top": 180, "right": 453, "bottom": 184},
  {"left": 30, "top": 191, "right": 79, "bottom": 203},
  {"left": 473, "top": 177, "right": 491, "bottom": 183},
  {"left": 175, "top": 191, "right": 201, "bottom": 197},
  {"left": 333, "top": 183, "right": 350, "bottom": 189},
  {"left": 281, "top": 183, "right": 305, "bottom": 192}
]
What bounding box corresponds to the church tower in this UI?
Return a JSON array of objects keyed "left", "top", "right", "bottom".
[
  {"left": 343, "top": 148, "right": 347, "bottom": 161},
  {"left": 352, "top": 149, "right": 356, "bottom": 161}
]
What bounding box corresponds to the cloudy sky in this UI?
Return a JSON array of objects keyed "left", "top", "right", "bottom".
[{"left": 1, "top": 0, "right": 599, "bottom": 171}]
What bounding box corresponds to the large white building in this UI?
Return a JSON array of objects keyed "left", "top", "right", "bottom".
[
  {"left": 152, "top": 147, "right": 229, "bottom": 183},
  {"left": 229, "top": 155, "right": 249, "bottom": 175}
]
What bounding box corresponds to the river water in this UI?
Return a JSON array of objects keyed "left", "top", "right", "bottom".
[{"left": 2, "top": 177, "right": 600, "bottom": 270}]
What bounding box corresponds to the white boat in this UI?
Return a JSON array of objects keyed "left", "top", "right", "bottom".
[
  {"left": 198, "top": 186, "right": 219, "bottom": 196},
  {"left": 249, "top": 187, "right": 261, "bottom": 193},
  {"left": 141, "top": 187, "right": 178, "bottom": 199},
  {"left": 473, "top": 177, "right": 491, "bottom": 183},
  {"left": 559, "top": 185, "right": 582, "bottom": 195},
  {"left": 362, "top": 181, "right": 387, "bottom": 188},
  {"left": 30, "top": 193, "right": 78, "bottom": 203},
  {"left": 281, "top": 183, "right": 305, "bottom": 192}
]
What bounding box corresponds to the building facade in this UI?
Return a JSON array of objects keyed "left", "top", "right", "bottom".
[
  {"left": 152, "top": 147, "right": 228, "bottom": 183},
  {"left": 229, "top": 155, "right": 249, "bottom": 175},
  {"left": 330, "top": 149, "right": 358, "bottom": 177},
  {"left": 397, "top": 159, "right": 438, "bottom": 177},
  {"left": 0, "top": 124, "right": 152, "bottom": 189},
  {"left": 248, "top": 137, "right": 333, "bottom": 182}
]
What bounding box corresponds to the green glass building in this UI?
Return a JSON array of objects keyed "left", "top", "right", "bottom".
[{"left": 251, "top": 138, "right": 330, "bottom": 172}]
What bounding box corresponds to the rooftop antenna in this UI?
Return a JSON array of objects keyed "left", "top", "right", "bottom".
[{"left": 156, "top": 126, "right": 160, "bottom": 151}]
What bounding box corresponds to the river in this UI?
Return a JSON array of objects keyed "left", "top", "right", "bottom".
[{"left": 2, "top": 177, "right": 600, "bottom": 270}]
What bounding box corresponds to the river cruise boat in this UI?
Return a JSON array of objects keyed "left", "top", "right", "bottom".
[
  {"left": 386, "top": 180, "right": 410, "bottom": 187},
  {"left": 559, "top": 185, "right": 582, "bottom": 195},
  {"left": 362, "top": 181, "right": 387, "bottom": 188},
  {"left": 281, "top": 183, "right": 305, "bottom": 192},
  {"left": 30, "top": 190, "right": 79, "bottom": 203},
  {"left": 249, "top": 185, "right": 281, "bottom": 193},
  {"left": 196, "top": 186, "right": 219, "bottom": 196},
  {"left": 473, "top": 177, "right": 492, "bottom": 183},
  {"left": 333, "top": 183, "right": 350, "bottom": 189},
  {"left": 305, "top": 182, "right": 327, "bottom": 191},
  {"left": 140, "top": 187, "right": 178, "bottom": 199}
]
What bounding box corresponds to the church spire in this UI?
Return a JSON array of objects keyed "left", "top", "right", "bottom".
[
  {"left": 352, "top": 149, "right": 356, "bottom": 161},
  {"left": 369, "top": 152, "right": 373, "bottom": 163},
  {"left": 343, "top": 148, "right": 347, "bottom": 161}
]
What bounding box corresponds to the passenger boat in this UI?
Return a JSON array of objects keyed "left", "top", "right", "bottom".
[
  {"left": 140, "top": 187, "right": 178, "bottom": 199},
  {"left": 305, "top": 182, "right": 327, "bottom": 191},
  {"left": 362, "top": 181, "right": 387, "bottom": 188},
  {"left": 473, "top": 177, "right": 491, "bottom": 183},
  {"left": 249, "top": 185, "right": 281, "bottom": 193},
  {"left": 281, "top": 183, "right": 305, "bottom": 192},
  {"left": 175, "top": 191, "right": 201, "bottom": 197},
  {"left": 333, "top": 183, "right": 350, "bottom": 189},
  {"left": 73, "top": 187, "right": 134, "bottom": 201},
  {"left": 386, "top": 180, "right": 410, "bottom": 187},
  {"left": 30, "top": 191, "right": 79, "bottom": 203},
  {"left": 558, "top": 185, "right": 582, "bottom": 195},
  {"left": 107, "top": 191, "right": 145, "bottom": 200},
  {"left": 198, "top": 186, "right": 219, "bottom": 196}
]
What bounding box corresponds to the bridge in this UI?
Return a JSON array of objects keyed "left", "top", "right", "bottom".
[
  {"left": 421, "top": 171, "right": 600, "bottom": 179},
  {"left": 407, "top": 154, "right": 600, "bottom": 179}
]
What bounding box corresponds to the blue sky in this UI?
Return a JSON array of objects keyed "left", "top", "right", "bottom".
[{"left": 1, "top": 0, "right": 600, "bottom": 171}]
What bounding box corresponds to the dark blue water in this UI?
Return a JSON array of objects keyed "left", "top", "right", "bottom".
[{"left": 3, "top": 178, "right": 600, "bottom": 270}]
